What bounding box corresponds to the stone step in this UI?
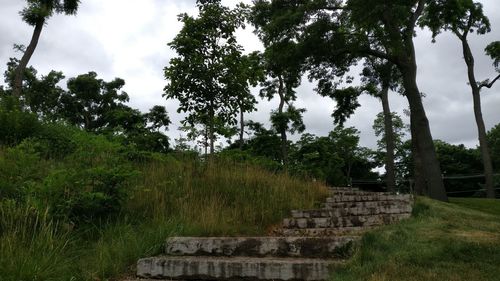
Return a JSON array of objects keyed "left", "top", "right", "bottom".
[
  {"left": 277, "top": 226, "right": 371, "bottom": 237},
  {"left": 328, "top": 187, "right": 359, "bottom": 191},
  {"left": 291, "top": 204, "right": 412, "bottom": 218},
  {"left": 137, "top": 256, "right": 340, "bottom": 281},
  {"left": 321, "top": 199, "right": 412, "bottom": 210},
  {"left": 165, "top": 236, "right": 356, "bottom": 258},
  {"left": 325, "top": 194, "right": 412, "bottom": 203},
  {"left": 283, "top": 213, "right": 411, "bottom": 229},
  {"left": 328, "top": 190, "right": 399, "bottom": 196}
]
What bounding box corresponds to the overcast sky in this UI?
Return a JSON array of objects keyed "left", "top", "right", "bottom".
[{"left": 1, "top": 0, "right": 499, "bottom": 149}]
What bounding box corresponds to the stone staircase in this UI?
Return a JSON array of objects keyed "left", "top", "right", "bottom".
[{"left": 132, "top": 187, "right": 413, "bottom": 281}]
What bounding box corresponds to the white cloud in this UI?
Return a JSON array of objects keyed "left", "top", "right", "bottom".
[{"left": 0, "top": 0, "right": 499, "bottom": 149}]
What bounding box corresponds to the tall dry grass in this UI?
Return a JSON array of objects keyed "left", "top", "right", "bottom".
[
  {"left": 127, "top": 156, "right": 329, "bottom": 235},
  {"left": 0, "top": 153, "right": 329, "bottom": 281}
]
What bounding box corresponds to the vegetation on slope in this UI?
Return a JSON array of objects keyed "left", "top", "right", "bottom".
[
  {"left": 332, "top": 197, "right": 500, "bottom": 281},
  {"left": 0, "top": 122, "right": 328, "bottom": 281}
]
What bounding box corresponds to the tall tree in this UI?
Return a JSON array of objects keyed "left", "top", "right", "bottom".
[
  {"left": 251, "top": 0, "right": 448, "bottom": 201},
  {"left": 361, "top": 59, "right": 403, "bottom": 192},
  {"left": 422, "top": 0, "right": 498, "bottom": 198},
  {"left": 249, "top": 14, "right": 306, "bottom": 168},
  {"left": 4, "top": 58, "right": 65, "bottom": 120},
  {"left": 165, "top": 0, "right": 253, "bottom": 154},
  {"left": 373, "top": 111, "right": 408, "bottom": 189},
  {"left": 13, "top": 0, "right": 80, "bottom": 99},
  {"left": 236, "top": 52, "right": 262, "bottom": 149}
]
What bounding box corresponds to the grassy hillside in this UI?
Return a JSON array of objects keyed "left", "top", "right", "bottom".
[
  {"left": 0, "top": 128, "right": 328, "bottom": 281},
  {"left": 332, "top": 197, "right": 500, "bottom": 281}
]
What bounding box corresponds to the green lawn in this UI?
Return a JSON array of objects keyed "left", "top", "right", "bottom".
[{"left": 331, "top": 197, "right": 500, "bottom": 281}]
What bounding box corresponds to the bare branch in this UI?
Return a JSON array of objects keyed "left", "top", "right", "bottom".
[{"left": 479, "top": 74, "right": 500, "bottom": 89}]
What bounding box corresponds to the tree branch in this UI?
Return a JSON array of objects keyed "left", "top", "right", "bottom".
[
  {"left": 362, "top": 48, "right": 399, "bottom": 65},
  {"left": 408, "top": 0, "right": 426, "bottom": 31},
  {"left": 479, "top": 74, "right": 500, "bottom": 89}
]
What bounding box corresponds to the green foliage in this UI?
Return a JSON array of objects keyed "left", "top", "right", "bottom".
[
  {"left": 487, "top": 124, "right": 500, "bottom": 171},
  {"left": 270, "top": 105, "right": 306, "bottom": 135},
  {"left": 373, "top": 112, "right": 407, "bottom": 152},
  {"left": 62, "top": 71, "right": 130, "bottom": 132},
  {"left": 2, "top": 64, "right": 172, "bottom": 153},
  {"left": 290, "top": 133, "right": 346, "bottom": 185},
  {"left": 164, "top": 0, "right": 255, "bottom": 152},
  {"left": 0, "top": 107, "right": 41, "bottom": 146},
  {"left": 421, "top": 0, "right": 491, "bottom": 40},
  {"left": 434, "top": 140, "right": 482, "bottom": 176},
  {"left": 486, "top": 41, "right": 500, "bottom": 70},
  {"left": 239, "top": 121, "right": 283, "bottom": 163},
  {"left": 0, "top": 119, "right": 330, "bottom": 280},
  {"left": 290, "top": 127, "right": 379, "bottom": 186},
  {"left": 20, "top": 0, "right": 80, "bottom": 26}
]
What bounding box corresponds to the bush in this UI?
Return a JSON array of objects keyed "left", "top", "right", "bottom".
[
  {"left": 33, "top": 123, "right": 78, "bottom": 159},
  {"left": 0, "top": 144, "right": 48, "bottom": 200},
  {"left": 0, "top": 109, "right": 41, "bottom": 146},
  {"left": 38, "top": 166, "right": 136, "bottom": 223}
]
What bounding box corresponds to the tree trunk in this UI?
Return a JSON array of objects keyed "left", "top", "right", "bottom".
[
  {"left": 13, "top": 20, "right": 45, "bottom": 99},
  {"left": 239, "top": 103, "right": 244, "bottom": 150},
  {"left": 278, "top": 75, "right": 288, "bottom": 170},
  {"left": 209, "top": 122, "right": 215, "bottom": 155},
  {"left": 399, "top": 53, "right": 448, "bottom": 202},
  {"left": 411, "top": 116, "right": 427, "bottom": 196},
  {"left": 204, "top": 125, "right": 208, "bottom": 156},
  {"left": 380, "top": 85, "right": 397, "bottom": 192},
  {"left": 461, "top": 37, "right": 495, "bottom": 198}
]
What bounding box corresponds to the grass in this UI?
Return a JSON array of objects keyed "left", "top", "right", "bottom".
[
  {"left": 331, "top": 197, "right": 500, "bottom": 281},
  {"left": 449, "top": 197, "right": 500, "bottom": 216},
  {"left": 0, "top": 154, "right": 328, "bottom": 281}
]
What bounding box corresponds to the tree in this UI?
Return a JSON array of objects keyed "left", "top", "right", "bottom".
[
  {"left": 236, "top": 52, "right": 262, "bottom": 149},
  {"left": 249, "top": 15, "right": 306, "bottom": 168},
  {"left": 4, "top": 58, "right": 65, "bottom": 121},
  {"left": 373, "top": 111, "right": 409, "bottom": 189},
  {"left": 487, "top": 124, "right": 500, "bottom": 172},
  {"left": 361, "top": 59, "right": 403, "bottom": 192},
  {"left": 251, "top": 0, "right": 448, "bottom": 201},
  {"left": 290, "top": 133, "right": 345, "bottom": 185},
  {"left": 422, "top": 0, "right": 498, "bottom": 198},
  {"left": 61, "top": 72, "right": 129, "bottom": 132},
  {"left": 164, "top": 0, "right": 255, "bottom": 154},
  {"left": 12, "top": 0, "right": 80, "bottom": 99},
  {"left": 290, "top": 128, "right": 378, "bottom": 186}
]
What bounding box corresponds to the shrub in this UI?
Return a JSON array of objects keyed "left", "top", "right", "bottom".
[
  {"left": 38, "top": 166, "right": 136, "bottom": 223},
  {"left": 0, "top": 109, "right": 41, "bottom": 146}
]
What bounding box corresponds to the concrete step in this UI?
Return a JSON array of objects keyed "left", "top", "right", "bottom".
[
  {"left": 291, "top": 204, "right": 412, "bottom": 218},
  {"left": 325, "top": 194, "right": 413, "bottom": 203},
  {"left": 137, "top": 256, "right": 340, "bottom": 281},
  {"left": 321, "top": 199, "right": 412, "bottom": 210},
  {"left": 283, "top": 213, "right": 411, "bottom": 229},
  {"left": 165, "top": 236, "right": 356, "bottom": 258}
]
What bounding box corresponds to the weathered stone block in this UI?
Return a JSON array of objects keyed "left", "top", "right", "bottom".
[
  {"left": 137, "top": 256, "right": 338, "bottom": 281},
  {"left": 283, "top": 213, "right": 411, "bottom": 229},
  {"left": 165, "top": 236, "right": 356, "bottom": 258}
]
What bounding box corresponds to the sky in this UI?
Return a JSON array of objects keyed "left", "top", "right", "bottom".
[{"left": 0, "top": 0, "right": 499, "bottom": 150}]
